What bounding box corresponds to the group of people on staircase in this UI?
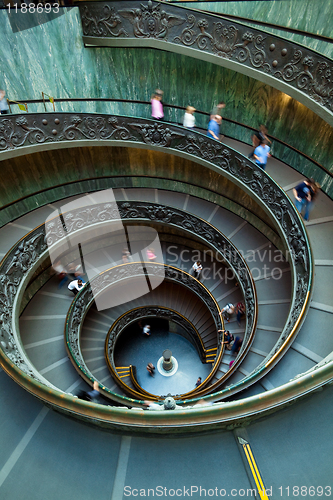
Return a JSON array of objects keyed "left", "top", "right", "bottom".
[
  {"left": 152, "top": 89, "right": 321, "bottom": 219},
  {"left": 217, "top": 301, "right": 245, "bottom": 358},
  {"left": 152, "top": 89, "right": 272, "bottom": 168},
  {"left": 219, "top": 330, "right": 243, "bottom": 355},
  {"left": 53, "top": 260, "right": 86, "bottom": 295},
  {"left": 219, "top": 301, "right": 245, "bottom": 325}
]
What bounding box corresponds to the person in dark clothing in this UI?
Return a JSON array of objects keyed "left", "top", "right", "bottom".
[
  {"left": 231, "top": 337, "right": 243, "bottom": 355},
  {"left": 77, "top": 381, "right": 99, "bottom": 402},
  {"left": 293, "top": 179, "right": 312, "bottom": 217},
  {"left": 236, "top": 302, "right": 245, "bottom": 326},
  {"left": 249, "top": 124, "right": 271, "bottom": 158},
  {"left": 195, "top": 377, "right": 202, "bottom": 387},
  {"left": 303, "top": 179, "right": 320, "bottom": 221},
  {"left": 218, "top": 329, "right": 234, "bottom": 350},
  {"left": 147, "top": 362, "right": 155, "bottom": 376}
]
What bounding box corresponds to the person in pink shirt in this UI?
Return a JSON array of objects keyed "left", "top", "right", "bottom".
[
  {"left": 151, "top": 89, "right": 164, "bottom": 120},
  {"left": 146, "top": 248, "right": 157, "bottom": 261}
]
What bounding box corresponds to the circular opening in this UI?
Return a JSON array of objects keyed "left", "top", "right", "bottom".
[{"left": 114, "top": 318, "right": 211, "bottom": 396}]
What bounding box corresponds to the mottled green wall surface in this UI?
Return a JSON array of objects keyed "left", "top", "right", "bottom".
[
  {"left": 0, "top": 146, "right": 281, "bottom": 247},
  {"left": 0, "top": 6, "right": 332, "bottom": 194}
]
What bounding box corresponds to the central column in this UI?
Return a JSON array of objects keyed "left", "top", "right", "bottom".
[{"left": 162, "top": 349, "right": 173, "bottom": 371}]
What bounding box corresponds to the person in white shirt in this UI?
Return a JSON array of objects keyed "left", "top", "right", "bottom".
[
  {"left": 68, "top": 278, "right": 85, "bottom": 296},
  {"left": 191, "top": 261, "right": 203, "bottom": 279},
  {"left": 219, "top": 303, "right": 235, "bottom": 322},
  {"left": 183, "top": 106, "right": 196, "bottom": 128},
  {"left": 142, "top": 325, "right": 151, "bottom": 336}
]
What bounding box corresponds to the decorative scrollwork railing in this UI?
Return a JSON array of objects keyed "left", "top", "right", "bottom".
[
  {"left": 105, "top": 305, "right": 208, "bottom": 366},
  {"left": 104, "top": 305, "right": 221, "bottom": 398},
  {"left": 0, "top": 109, "right": 324, "bottom": 426},
  {"left": 77, "top": 0, "right": 333, "bottom": 124},
  {"left": 47, "top": 197, "right": 257, "bottom": 382},
  {"left": 3, "top": 98, "right": 331, "bottom": 199},
  {"left": 65, "top": 263, "right": 223, "bottom": 399},
  {"left": 0, "top": 193, "right": 256, "bottom": 400},
  {"left": 116, "top": 200, "right": 256, "bottom": 376},
  {"left": 0, "top": 113, "right": 311, "bottom": 402}
]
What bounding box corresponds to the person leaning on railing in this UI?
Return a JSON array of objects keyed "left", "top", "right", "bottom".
[
  {"left": 218, "top": 329, "right": 234, "bottom": 350},
  {"left": 68, "top": 278, "right": 85, "bottom": 296}
]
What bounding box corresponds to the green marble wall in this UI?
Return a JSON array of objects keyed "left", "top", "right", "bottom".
[
  {"left": 0, "top": 6, "right": 332, "bottom": 197},
  {"left": 0, "top": 146, "right": 281, "bottom": 247},
  {"left": 176, "top": 0, "right": 333, "bottom": 58}
]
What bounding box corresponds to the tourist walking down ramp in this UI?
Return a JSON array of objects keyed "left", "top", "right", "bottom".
[
  {"left": 207, "top": 115, "right": 222, "bottom": 141},
  {"left": 151, "top": 89, "right": 164, "bottom": 120},
  {"left": 293, "top": 178, "right": 312, "bottom": 218},
  {"left": 253, "top": 139, "right": 271, "bottom": 170},
  {"left": 0, "top": 90, "right": 9, "bottom": 115},
  {"left": 210, "top": 101, "right": 225, "bottom": 119},
  {"left": 249, "top": 124, "right": 271, "bottom": 158},
  {"left": 183, "top": 105, "right": 196, "bottom": 129}
]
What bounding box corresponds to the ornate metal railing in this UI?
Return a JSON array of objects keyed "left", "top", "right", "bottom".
[
  {"left": 0, "top": 114, "right": 311, "bottom": 399},
  {"left": 57, "top": 197, "right": 257, "bottom": 380},
  {"left": 0, "top": 192, "right": 256, "bottom": 396},
  {"left": 116, "top": 201, "right": 257, "bottom": 381},
  {"left": 50, "top": 197, "right": 257, "bottom": 396},
  {"left": 0, "top": 112, "right": 317, "bottom": 427},
  {"left": 77, "top": 0, "right": 333, "bottom": 124},
  {"left": 104, "top": 305, "right": 224, "bottom": 398},
  {"left": 2, "top": 100, "right": 331, "bottom": 199},
  {"left": 105, "top": 305, "right": 208, "bottom": 365},
  {"left": 65, "top": 263, "right": 223, "bottom": 399}
]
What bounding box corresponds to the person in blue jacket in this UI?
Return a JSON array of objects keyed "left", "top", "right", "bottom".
[
  {"left": 253, "top": 139, "right": 271, "bottom": 170},
  {"left": 207, "top": 115, "right": 222, "bottom": 141}
]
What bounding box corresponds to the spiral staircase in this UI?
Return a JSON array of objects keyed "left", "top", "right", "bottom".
[{"left": 0, "top": 1, "right": 333, "bottom": 499}]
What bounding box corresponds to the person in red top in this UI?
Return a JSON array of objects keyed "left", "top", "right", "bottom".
[{"left": 236, "top": 302, "right": 245, "bottom": 326}]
